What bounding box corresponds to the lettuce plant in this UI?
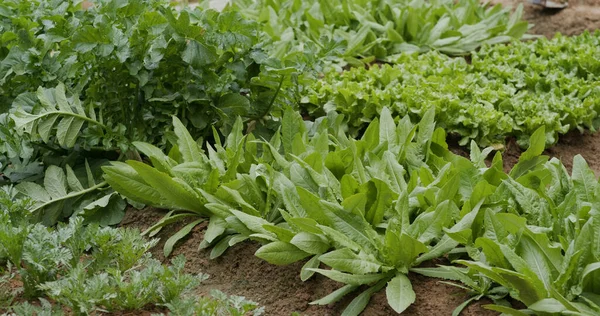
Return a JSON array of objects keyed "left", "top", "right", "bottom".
[{"left": 304, "top": 31, "right": 600, "bottom": 147}]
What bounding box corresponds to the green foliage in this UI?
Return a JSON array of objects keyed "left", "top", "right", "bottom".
[
  {"left": 14, "top": 161, "right": 127, "bottom": 226},
  {"left": 0, "top": 190, "right": 262, "bottom": 315},
  {"left": 103, "top": 115, "right": 266, "bottom": 257},
  {"left": 0, "top": 114, "right": 43, "bottom": 185},
  {"left": 111, "top": 107, "right": 600, "bottom": 314},
  {"left": 0, "top": 0, "right": 303, "bottom": 156},
  {"left": 2, "top": 1, "right": 600, "bottom": 315},
  {"left": 163, "top": 290, "right": 264, "bottom": 316},
  {"left": 220, "top": 0, "right": 529, "bottom": 66},
  {"left": 109, "top": 108, "right": 477, "bottom": 313},
  {"left": 3, "top": 299, "right": 64, "bottom": 316},
  {"left": 304, "top": 31, "right": 600, "bottom": 147}
]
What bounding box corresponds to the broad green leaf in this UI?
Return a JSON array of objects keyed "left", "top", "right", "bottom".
[
  {"left": 182, "top": 39, "right": 217, "bottom": 68},
  {"left": 210, "top": 235, "right": 234, "bottom": 259},
  {"left": 321, "top": 201, "right": 380, "bottom": 254},
  {"left": 230, "top": 210, "right": 273, "bottom": 237},
  {"left": 520, "top": 127, "right": 545, "bottom": 161},
  {"left": 173, "top": 116, "right": 204, "bottom": 162},
  {"left": 528, "top": 298, "right": 567, "bottom": 313},
  {"left": 379, "top": 107, "right": 397, "bottom": 150},
  {"left": 308, "top": 268, "right": 386, "bottom": 285},
  {"left": 475, "top": 237, "right": 510, "bottom": 269},
  {"left": 81, "top": 192, "right": 126, "bottom": 226},
  {"left": 65, "top": 165, "right": 84, "bottom": 192},
  {"left": 301, "top": 255, "right": 321, "bottom": 281},
  {"left": 263, "top": 224, "right": 296, "bottom": 243},
  {"left": 103, "top": 163, "right": 162, "bottom": 206},
  {"left": 386, "top": 273, "right": 416, "bottom": 314},
  {"left": 127, "top": 161, "right": 206, "bottom": 215},
  {"left": 282, "top": 106, "right": 306, "bottom": 154},
  {"left": 15, "top": 182, "right": 50, "bottom": 202},
  {"left": 291, "top": 232, "right": 330, "bottom": 255},
  {"left": 255, "top": 241, "right": 311, "bottom": 265},
  {"left": 582, "top": 262, "right": 600, "bottom": 293},
  {"left": 572, "top": 155, "right": 599, "bottom": 203},
  {"left": 204, "top": 216, "right": 227, "bottom": 243},
  {"left": 44, "top": 165, "right": 67, "bottom": 199},
  {"left": 319, "top": 248, "right": 382, "bottom": 274}
]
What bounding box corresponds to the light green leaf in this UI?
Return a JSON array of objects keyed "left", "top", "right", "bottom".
[
  {"left": 310, "top": 284, "right": 359, "bottom": 305},
  {"left": 44, "top": 165, "right": 67, "bottom": 199},
  {"left": 172, "top": 116, "right": 203, "bottom": 163},
  {"left": 164, "top": 219, "right": 203, "bottom": 257},
  {"left": 102, "top": 162, "right": 162, "bottom": 206},
  {"left": 301, "top": 255, "right": 321, "bottom": 281},
  {"left": 15, "top": 182, "right": 50, "bottom": 202},
  {"left": 528, "top": 298, "right": 567, "bottom": 313},
  {"left": 308, "top": 268, "right": 386, "bottom": 285},
  {"left": 255, "top": 241, "right": 311, "bottom": 265},
  {"left": 291, "top": 232, "right": 330, "bottom": 255},
  {"left": 319, "top": 248, "right": 382, "bottom": 274},
  {"left": 204, "top": 216, "right": 227, "bottom": 243},
  {"left": 520, "top": 127, "right": 545, "bottom": 161},
  {"left": 127, "top": 161, "right": 206, "bottom": 215},
  {"left": 386, "top": 273, "right": 416, "bottom": 314}
]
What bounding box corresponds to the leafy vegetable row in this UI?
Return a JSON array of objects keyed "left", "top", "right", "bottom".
[
  {"left": 303, "top": 31, "right": 600, "bottom": 148},
  {"left": 105, "top": 107, "right": 600, "bottom": 314},
  {"left": 215, "top": 0, "right": 529, "bottom": 67}
]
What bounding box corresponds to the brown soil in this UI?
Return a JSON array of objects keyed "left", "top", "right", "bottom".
[
  {"left": 490, "top": 0, "right": 600, "bottom": 38},
  {"left": 118, "top": 3, "right": 600, "bottom": 315}
]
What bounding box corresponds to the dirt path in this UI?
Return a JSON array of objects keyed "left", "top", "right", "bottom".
[{"left": 491, "top": 0, "right": 600, "bottom": 38}]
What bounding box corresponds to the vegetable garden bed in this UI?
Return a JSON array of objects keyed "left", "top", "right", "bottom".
[
  {"left": 2, "top": 0, "right": 600, "bottom": 315},
  {"left": 119, "top": 129, "right": 600, "bottom": 316},
  {"left": 120, "top": 1, "right": 600, "bottom": 315}
]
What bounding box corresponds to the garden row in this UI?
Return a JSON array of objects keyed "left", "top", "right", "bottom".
[
  {"left": 104, "top": 108, "right": 600, "bottom": 315},
  {"left": 1, "top": 0, "right": 599, "bottom": 315},
  {"left": 304, "top": 32, "right": 600, "bottom": 147}
]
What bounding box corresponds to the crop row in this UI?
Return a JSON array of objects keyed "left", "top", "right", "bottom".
[
  {"left": 304, "top": 31, "right": 600, "bottom": 147},
  {"left": 101, "top": 108, "right": 600, "bottom": 315}
]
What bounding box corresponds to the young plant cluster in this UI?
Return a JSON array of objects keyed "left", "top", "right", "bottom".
[
  {"left": 0, "top": 186, "right": 262, "bottom": 315},
  {"left": 304, "top": 31, "right": 600, "bottom": 147},
  {"left": 107, "top": 107, "right": 600, "bottom": 315}
]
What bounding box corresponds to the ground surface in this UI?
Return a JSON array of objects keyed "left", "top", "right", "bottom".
[
  {"left": 492, "top": 0, "right": 600, "bottom": 38},
  {"left": 122, "top": 2, "right": 600, "bottom": 315}
]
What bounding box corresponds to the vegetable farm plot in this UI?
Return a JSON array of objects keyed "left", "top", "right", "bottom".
[{"left": 2, "top": 0, "right": 600, "bottom": 315}]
